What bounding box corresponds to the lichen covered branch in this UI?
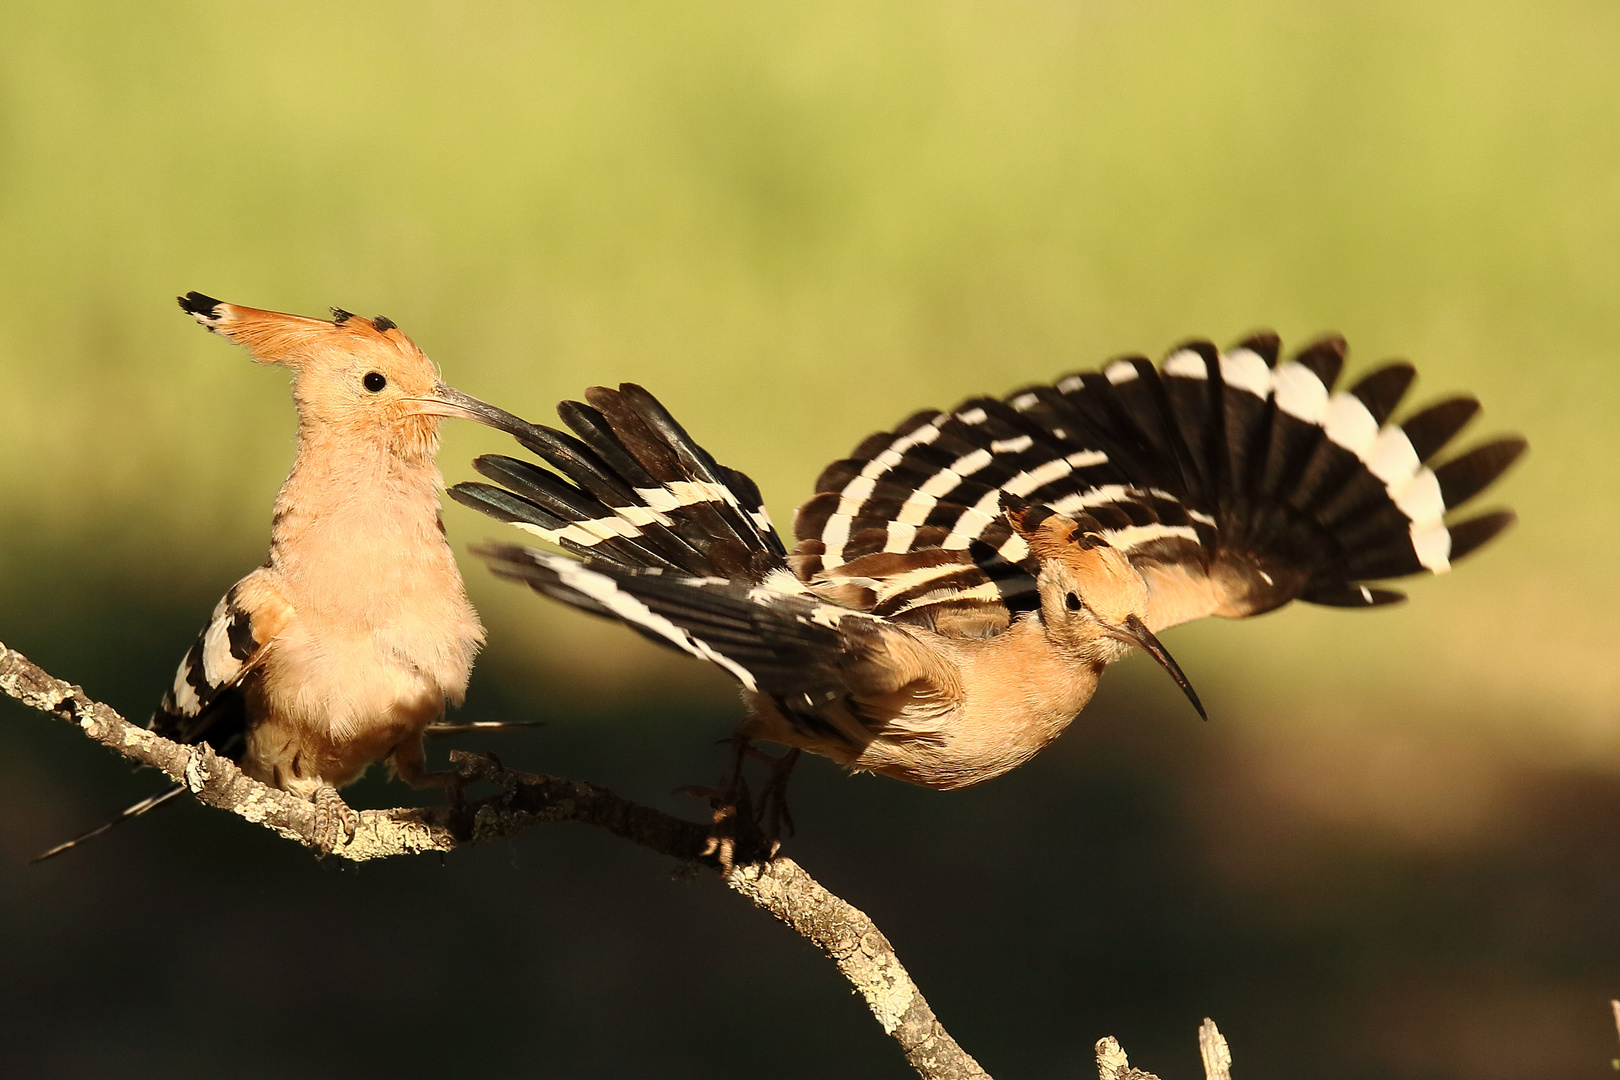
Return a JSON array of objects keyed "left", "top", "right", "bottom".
[
  {"left": 726, "top": 858, "right": 990, "bottom": 1079},
  {"left": 0, "top": 640, "right": 987, "bottom": 1079},
  {"left": 3, "top": 640, "right": 1235, "bottom": 1080}
]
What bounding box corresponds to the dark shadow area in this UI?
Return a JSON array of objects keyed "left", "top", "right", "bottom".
[{"left": 2, "top": 557, "right": 1617, "bottom": 1080}]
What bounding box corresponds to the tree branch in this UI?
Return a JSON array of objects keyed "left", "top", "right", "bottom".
[
  {"left": 3, "top": 640, "right": 1241, "bottom": 1080},
  {"left": 0, "top": 640, "right": 988, "bottom": 1079}
]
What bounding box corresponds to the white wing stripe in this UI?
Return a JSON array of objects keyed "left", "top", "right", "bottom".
[
  {"left": 1164, "top": 350, "right": 1209, "bottom": 379},
  {"left": 897, "top": 491, "right": 938, "bottom": 525},
  {"left": 1394, "top": 468, "right": 1446, "bottom": 529},
  {"left": 1367, "top": 425, "right": 1421, "bottom": 486},
  {"left": 883, "top": 521, "right": 918, "bottom": 553},
  {"left": 514, "top": 520, "right": 608, "bottom": 548},
  {"left": 550, "top": 557, "right": 760, "bottom": 690},
  {"left": 200, "top": 609, "right": 244, "bottom": 689},
  {"left": 1323, "top": 392, "right": 1379, "bottom": 459},
  {"left": 1003, "top": 457, "right": 1073, "bottom": 497},
  {"left": 1102, "top": 523, "right": 1199, "bottom": 549},
  {"left": 1104, "top": 361, "right": 1139, "bottom": 385},
  {"left": 1409, "top": 522, "right": 1452, "bottom": 574},
  {"left": 1219, "top": 348, "right": 1272, "bottom": 399},
  {"left": 1273, "top": 361, "right": 1329, "bottom": 422},
  {"left": 617, "top": 504, "right": 673, "bottom": 528}
]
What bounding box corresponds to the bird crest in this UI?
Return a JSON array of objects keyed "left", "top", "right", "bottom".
[
  {"left": 1003, "top": 499, "right": 1146, "bottom": 626},
  {"left": 174, "top": 291, "right": 538, "bottom": 458}
]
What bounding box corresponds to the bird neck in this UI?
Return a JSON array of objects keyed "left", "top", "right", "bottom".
[
  {"left": 1036, "top": 611, "right": 1129, "bottom": 667},
  {"left": 294, "top": 410, "right": 443, "bottom": 467},
  {"left": 267, "top": 421, "right": 456, "bottom": 596},
  {"left": 283, "top": 418, "right": 445, "bottom": 501}
]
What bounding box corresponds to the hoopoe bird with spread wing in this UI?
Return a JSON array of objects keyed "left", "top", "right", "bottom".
[
  {"left": 38, "top": 293, "right": 537, "bottom": 859},
  {"left": 449, "top": 333, "right": 1524, "bottom": 824}
]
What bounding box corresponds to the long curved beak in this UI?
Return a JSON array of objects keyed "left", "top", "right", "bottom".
[
  {"left": 413, "top": 384, "right": 544, "bottom": 440},
  {"left": 1107, "top": 613, "right": 1207, "bottom": 721}
]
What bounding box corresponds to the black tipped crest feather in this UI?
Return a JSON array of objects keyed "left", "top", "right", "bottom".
[{"left": 177, "top": 291, "right": 222, "bottom": 322}]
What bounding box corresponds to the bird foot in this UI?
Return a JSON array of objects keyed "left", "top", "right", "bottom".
[
  {"left": 701, "top": 795, "right": 746, "bottom": 873},
  {"left": 672, "top": 784, "right": 743, "bottom": 870},
  {"left": 312, "top": 784, "right": 359, "bottom": 855},
  {"left": 676, "top": 740, "right": 800, "bottom": 871}
]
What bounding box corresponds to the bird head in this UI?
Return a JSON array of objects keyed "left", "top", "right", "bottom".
[
  {"left": 177, "top": 291, "right": 535, "bottom": 457},
  {"left": 1007, "top": 502, "right": 1206, "bottom": 720}
]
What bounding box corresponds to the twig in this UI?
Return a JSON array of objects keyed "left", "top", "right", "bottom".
[
  {"left": 1096, "top": 1036, "right": 1163, "bottom": 1080},
  {"left": 5, "top": 640, "right": 1238, "bottom": 1080},
  {"left": 0, "top": 640, "right": 987, "bottom": 1079},
  {"left": 1097, "top": 1020, "right": 1234, "bottom": 1080},
  {"left": 1198, "top": 1019, "right": 1233, "bottom": 1080},
  {"left": 1610, "top": 999, "right": 1620, "bottom": 1071}
]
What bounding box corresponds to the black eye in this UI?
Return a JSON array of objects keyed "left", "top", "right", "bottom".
[
  {"left": 1065, "top": 592, "right": 1081, "bottom": 611},
  {"left": 363, "top": 372, "right": 387, "bottom": 392}
]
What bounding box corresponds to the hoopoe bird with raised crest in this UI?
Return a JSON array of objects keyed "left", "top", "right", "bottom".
[
  {"left": 449, "top": 333, "right": 1524, "bottom": 833},
  {"left": 37, "top": 293, "right": 538, "bottom": 860}
]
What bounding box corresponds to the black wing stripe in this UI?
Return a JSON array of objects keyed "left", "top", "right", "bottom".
[
  {"left": 477, "top": 545, "right": 871, "bottom": 743},
  {"left": 452, "top": 384, "right": 793, "bottom": 585},
  {"left": 797, "top": 333, "right": 1521, "bottom": 626}
]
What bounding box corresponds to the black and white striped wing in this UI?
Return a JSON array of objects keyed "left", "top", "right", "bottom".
[
  {"left": 150, "top": 576, "right": 284, "bottom": 750},
  {"left": 791, "top": 386, "right": 1206, "bottom": 629},
  {"left": 451, "top": 383, "right": 792, "bottom": 585},
  {"left": 476, "top": 544, "right": 888, "bottom": 745},
  {"left": 793, "top": 333, "right": 1524, "bottom": 633}
]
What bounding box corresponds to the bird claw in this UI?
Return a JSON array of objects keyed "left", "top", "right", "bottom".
[
  {"left": 312, "top": 784, "right": 359, "bottom": 855},
  {"left": 678, "top": 740, "right": 799, "bottom": 871},
  {"left": 698, "top": 799, "right": 741, "bottom": 872}
]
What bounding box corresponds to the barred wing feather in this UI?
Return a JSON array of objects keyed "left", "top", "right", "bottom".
[{"left": 792, "top": 333, "right": 1524, "bottom": 634}]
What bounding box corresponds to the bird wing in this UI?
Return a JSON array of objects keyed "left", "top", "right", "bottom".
[
  {"left": 452, "top": 383, "right": 945, "bottom": 747},
  {"left": 150, "top": 569, "right": 293, "bottom": 750},
  {"left": 450, "top": 383, "right": 789, "bottom": 583},
  {"left": 792, "top": 333, "right": 1524, "bottom": 636},
  {"left": 475, "top": 544, "right": 921, "bottom": 749}
]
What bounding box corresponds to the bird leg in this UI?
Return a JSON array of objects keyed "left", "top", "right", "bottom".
[
  {"left": 677, "top": 736, "right": 800, "bottom": 870},
  {"left": 751, "top": 746, "right": 800, "bottom": 844},
  {"left": 311, "top": 784, "right": 359, "bottom": 855},
  {"left": 675, "top": 735, "right": 751, "bottom": 870},
  {"left": 389, "top": 736, "right": 466, "bottom": 809}
]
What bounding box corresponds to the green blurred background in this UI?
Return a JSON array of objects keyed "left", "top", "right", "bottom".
[{"left": 1, "top": 2, "right": 1615, "bottom": 1076}]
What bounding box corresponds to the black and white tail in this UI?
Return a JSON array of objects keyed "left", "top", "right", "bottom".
[
  {"left": 33, "top": 587, "right": 260, "bottom": 862},
  {"left": 450, "top": 384, "right": 790, "bottom": 585},
  {"left": 793, "top": 333, "right": 1524, "bottom": 628}
]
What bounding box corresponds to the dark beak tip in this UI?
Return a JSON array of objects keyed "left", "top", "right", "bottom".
[{"left": 1117, "top": 615, "right": 1207, "bottom": 723}]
